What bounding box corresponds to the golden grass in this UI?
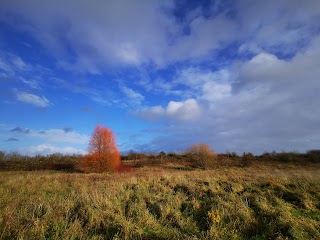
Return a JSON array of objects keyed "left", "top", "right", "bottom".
[{"left": 0, "top": 163, "right": 320, "bottom": 239}]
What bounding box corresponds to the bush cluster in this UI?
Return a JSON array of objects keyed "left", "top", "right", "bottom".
[
  {"left": 0, "top": 151, "right": 82, "bottom": 172},
  {"left": 258, "top": 150, "right": 320, "bottom": 163},
  {"left": 185, "top": 144, "right": 218, "bottom": 169}
]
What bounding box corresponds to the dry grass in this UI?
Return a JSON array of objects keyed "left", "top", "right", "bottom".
[{"left": 0, "top": 162, "right": 320, "bottom": 239}]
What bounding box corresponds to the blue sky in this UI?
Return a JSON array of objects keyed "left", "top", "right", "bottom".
[{"left": 1, "top": 0, "right": 320, "bottom": 155}]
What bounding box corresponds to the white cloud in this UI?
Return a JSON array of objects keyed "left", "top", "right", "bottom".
[
  {"left": 0, "top": 56, "right": 13, "bottom": 73},
  {"left": 239, "top": 53, "right": 285, "bottom": 82},
  {"left": 120, "top": 85, "right": 144, "bottom": 105},
  {"left": 15, "top": 90, "right": 50, "bottom": 107},
  {"left": 117, "top": 43, "right": 141, "bottom": 65},
  {"left": 11, "top": 55, "right": 27, "bottom": 70},
  {"left": 26, "top": 144, "right": 85, "bottom": 156},
  {"left": 19, "top": 77, "right": 40, "bottom": 89},
  {"left": 201, "top": 81, "right": 231, "bottom": 102},
  {"left": 167, "top": 15, "right": 236, "bottom": 64},
  {"left": 0, "top": 54, "right": 32, "bottom": 73},
  {"left": 137, "top": 98, "right": 201, "bottom": 121},
  {"left": 233, "top": 0, "right": 320, "bottom": 56},
  {"left": 170, "top": 67, "right": 232, "bottom": 102},
  {"left": 167, "top": 99, "right": 201, "bottom": 120},
  {"left": 175, "top": 67, "right": 213, "bottom": 87}
]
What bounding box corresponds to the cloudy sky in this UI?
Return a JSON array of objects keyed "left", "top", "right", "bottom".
[{"left": 1, "top": 0, "right": 320, "bottom": 155}]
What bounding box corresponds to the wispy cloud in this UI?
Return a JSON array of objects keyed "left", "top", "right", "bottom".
[
  {"left": 120, "top": 85, "right": 144, "bottom": 106},
  {"left": 15, "top": 90, "right": 50, "bottom": 107},
  {"left": 19, "top": 77, "right": 40, "bottom": 89},
  {"left": 11, "top": 55, "right": 27, "bottom": 70},
  {"left": 0, "top": 56, "right": 13, "bottom": 73}
]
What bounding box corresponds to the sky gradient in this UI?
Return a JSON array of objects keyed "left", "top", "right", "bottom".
[{"left": 1, "top": 0, "right": 320, "bottom": 155}]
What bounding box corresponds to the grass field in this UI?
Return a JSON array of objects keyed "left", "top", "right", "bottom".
[{"left": 1, "top": 162, "right": 320, "bottom": 239}]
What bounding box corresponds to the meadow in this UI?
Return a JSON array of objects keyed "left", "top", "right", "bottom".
[{"left": 0, "top": 156, "right": 320, "bottom": 239}]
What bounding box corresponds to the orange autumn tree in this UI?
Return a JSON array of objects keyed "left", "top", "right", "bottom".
[{"left": 82, "top": 125, "right": 120, "bottom": 172}]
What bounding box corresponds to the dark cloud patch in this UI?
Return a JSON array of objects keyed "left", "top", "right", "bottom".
[
  {"left": 38, "top": 130, "right": 46, "bottom": 134},
  {"left": 5, "top": 137, "right": 19, "bottom": 141},
  {"left": 63, "top": 127, "right": 73, "bottom": 133},
  {"left": 10, "top": 127, "right": 23, "bottom": 132},
  {"left": 10, "top": 127, "right": 30, "bottom": 134}
]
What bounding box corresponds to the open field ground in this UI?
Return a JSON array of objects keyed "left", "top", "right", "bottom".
[{"left": 1, "top": 162, "right": 320, "bottom": 239}]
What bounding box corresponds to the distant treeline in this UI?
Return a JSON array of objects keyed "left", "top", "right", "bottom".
[
  {"left": 122, "top": 150, "right": 320, "bottom": 167},
  {"left": 0, "top": 149, "right": 319, "bottom": 172}
]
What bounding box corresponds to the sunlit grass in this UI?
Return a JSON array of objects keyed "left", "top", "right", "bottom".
[{"left": 0, "top": 163, "right": 320, "bottom": 239}]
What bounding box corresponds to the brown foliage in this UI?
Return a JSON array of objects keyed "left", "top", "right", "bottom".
[
  {"left": 186, "top": 144, "right": 217, "bottom": 169},
  {"left": 241, "top": 152, "right": 255, "bottom": 167},
  {"left": 82, "top": 125, "right": 120, "bottom": 172}
]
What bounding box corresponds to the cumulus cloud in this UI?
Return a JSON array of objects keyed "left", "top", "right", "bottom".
[
  {"left": 15, "top": 90, "right": 50, "bottom": 107},
  {"left": 166, "top": 99, "right": 201, "bottom": 120},
  {"left": 137, "top": 98, "right": 201, "bottom": 121}
]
